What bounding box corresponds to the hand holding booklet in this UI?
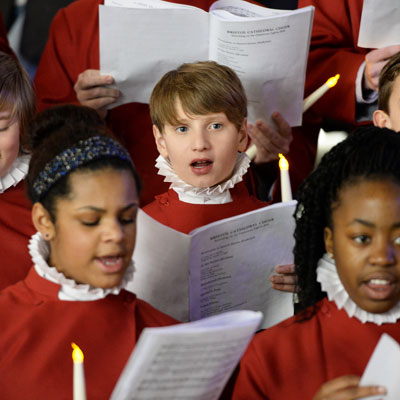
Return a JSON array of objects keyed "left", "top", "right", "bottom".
[
  {"left": 99, "top": 0, "right": 314, "bottom": 126},
  {"left": 110, "top": 310, "right": 262, "bottom": 400},
  {"left": 127, "top": 200, "right": 296, "bottom": 330}
]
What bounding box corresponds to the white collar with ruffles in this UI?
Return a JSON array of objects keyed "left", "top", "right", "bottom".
[
  {"left": 317, "top": 253, "right": 400, "bottom": 325},
  {"left": 0, "top": 154, "right": 30, "bottom": 193},
  {"left": 29, "top": 232, "right": 135, "bottom": 301},
  {"left": 156, "top": 152, "right": 251, "bottom": 205}
]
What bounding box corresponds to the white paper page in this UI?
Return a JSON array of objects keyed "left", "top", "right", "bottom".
[
  {"left": 104, "top": 0, "right": 195, "bottom": 9},
  {"left": 358, "top": 0, "right": 400, "bottom": 48},
  {"left": 99, "top": 5, "right": 209, "bottom": 107},
  {"left": 360, "top": 333, "right": 400, "bottom": 399},
  {"left": 210, "top": 0, "right": 289, "bottom": 18},
  {"left": 189, "top": 201, "right": 296, "bottom": 329},
  {"left": 208, "top": 6, "right": 314, "bottom": 126},
  {"left": 104, "top": 0, "right": 166, "bottom": 8},
  {"left": 126, "top": 209, "right": 192, "bottom": 321},
  {"left": 110, "top": 310, "right": 262, "bottom": 400}
]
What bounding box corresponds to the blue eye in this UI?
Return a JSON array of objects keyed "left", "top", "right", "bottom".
[
  {"left": 210, "top": 123, "right": 222, "bottom": 130},
  {"left": 176, "top": 126, "right": 188, "bottom": 133}
]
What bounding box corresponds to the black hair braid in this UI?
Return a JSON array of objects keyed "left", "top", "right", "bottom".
[{"left": 294, "top": 126, "right": 400, "bottom": 315}]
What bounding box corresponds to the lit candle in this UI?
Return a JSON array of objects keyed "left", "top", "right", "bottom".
[
  {"left": 279, "top": 153, "right": 292, "bottom": 202},
  {"left": 246, "top": 74, "right": 340, "bottom": 160},
  {"left": 72, "top": 343, "right": 87, "bottom": 400},
  {"left": 302, "top": 74, "right": 340, "bottom": 113}
]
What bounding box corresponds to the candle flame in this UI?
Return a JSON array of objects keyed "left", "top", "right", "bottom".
[
  {"left": 326, "top": 74, "right": 340, "bottom": 88},
  {"left": 72, "top": 342, "right": 84, "bottom": 363},
  {"left": 278, "top": 153, "right": 289, "bottom": 171}
]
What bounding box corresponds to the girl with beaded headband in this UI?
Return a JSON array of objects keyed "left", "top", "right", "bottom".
[
  {"left": 0, "top": 104, "right": 176, "bottom": 399},
  {"left": 231, "top": 126, "right": 400, "bottom": 399},
  {"left": 0, "top": 50, "right": 36, "bottom": 290}
]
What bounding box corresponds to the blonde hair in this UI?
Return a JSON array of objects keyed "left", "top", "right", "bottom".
[
  {"left": 150, "top": 61, "right": 247, "bottom": 132},
  {"left": 0, "top": 51, "right": 35, "bottom": 151}
]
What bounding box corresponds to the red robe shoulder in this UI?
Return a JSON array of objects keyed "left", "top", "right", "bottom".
[
  {"left": 143, "top": 181, "right": 267, "bottom": 234},
  {"left": 231, "top": 297, "right": 400, "bottom": 399},
  {"left": 0, "top": 180, "right": 35, "bottom": 290},
  {"left": 0, "top": 267, "right": 177, "bottom": 400}
]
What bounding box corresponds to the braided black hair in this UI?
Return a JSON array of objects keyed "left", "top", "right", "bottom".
[{"left": 294, "top": 125, "right": 400, "bottom": 315}]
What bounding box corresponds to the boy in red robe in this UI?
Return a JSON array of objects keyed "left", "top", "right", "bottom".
[{"left": 143, "top": 61, "right": 288, "bottom": 233}]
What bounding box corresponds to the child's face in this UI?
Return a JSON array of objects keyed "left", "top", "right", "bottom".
[
  {"left": 0, "top": 108, "right": 19, "bottom": 177},
  {"left": 324, "top": 179, "right": 400, "bottom": 314},
  {"left": 34, "top": 168, "right": 139, "bottom": 289},
  {"left": 153, "top": 100, "right": 247, "bottom": 188},
  {"left": 374, "top": 75, "right": 400, "bottom": 131}
]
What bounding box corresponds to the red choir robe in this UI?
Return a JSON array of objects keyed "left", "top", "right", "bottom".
[
  {"left": 143, "top": 181, "right": 267, "bottom": 234},
  {"left": 34, "top": 0, "right": 218, "bottom": 206},
  {"left": 231, "top": 297, "right": 400, "bottom": 399},
  {"left": 0, "top": 267, "right": 177, "bottom": 400},
  {"left": 0, "top": 180, "right": 35, "bottom": 290}
]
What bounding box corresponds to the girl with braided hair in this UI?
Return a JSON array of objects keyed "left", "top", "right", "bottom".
[
  {"left": 232, "top": 125, "right": 400, "bottom": 399},
  {"left": 0, "top": 105, "right": 176, "bottom": 399}
]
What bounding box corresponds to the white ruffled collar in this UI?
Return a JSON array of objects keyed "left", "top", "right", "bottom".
[
  {"left": 317, "top": 253, "right": 400, "bottom": 325},
  {"left": 0, "top": 154, "right": 30, "bottom": 193},
  {"left": 29, "top": 232, "right": 135, "bottom": 301},
  {"left": 155, "top": 152, "right": 251, "bottom": 204}
]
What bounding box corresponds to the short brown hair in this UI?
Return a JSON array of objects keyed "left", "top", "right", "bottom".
[
  {"left": 0, "top": 51, "right": 35, "bottom": 151},
  {"left": 150, "top": 61, "right": 247, "bottom": 132},
  {"left": 378, "top": 51, "right": 400, "bottom": 113}
]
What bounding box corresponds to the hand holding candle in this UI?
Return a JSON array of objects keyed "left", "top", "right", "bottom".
[
  {"left": 246, "top": 74, "right": 340, "bottom": 161},
  {"left": 279, "top": 153, "right": 292, "bottom": 202},
  {"left": 72, "top": 342, "right": 87, "bottom": 400}
]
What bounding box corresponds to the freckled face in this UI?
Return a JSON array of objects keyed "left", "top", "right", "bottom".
[
  {"left": 0, "top": 109, "right": 19, "bottom": 177},
  {"left": 154, "top": 100, "right": 247, "bottom": 188},
  {"left": 324, "top": 179, "right": 400, "bottom": 313},
  {"left": 49, "top": 168, "right": 139, "bottom": 289}
]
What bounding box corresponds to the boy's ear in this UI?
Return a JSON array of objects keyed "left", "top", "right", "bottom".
[
  {"left": 373, "top": 109, "right": 392, "bottom": 129},
  {"left": 153, "top": 125, "right": 169, "bottom": 158},
  {"left": 238, "top": 118, "right": 248, "bottom": 152},
  {"left": 32, "top": 203, "right": 55, "bottom": 241},
  {"left": 324, "top": 226, "right": 334, "bottom": 257}
]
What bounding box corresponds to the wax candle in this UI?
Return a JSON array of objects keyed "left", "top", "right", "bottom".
[
  {"left": 72, "top": 343, "right": 87, "bottom": 400},
  {"left": 279, "top": 153, "right": 292, "bottom": 202},
  {"left": 302, "top": 74, "right": 340, "bottom": 112}
]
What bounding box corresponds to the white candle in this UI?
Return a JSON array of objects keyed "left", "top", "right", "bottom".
[
  {"left": 302, "top": 74, "right": 340, "bottom": 113},
  {"left": 279, "top": 153, "right": 292, "bottom": 202},
  {"left": 245, "top": 74, "right": 340, "bottom": 161},
  {"left": 72, "top": 343, "right": 87, "bottom": 400}
]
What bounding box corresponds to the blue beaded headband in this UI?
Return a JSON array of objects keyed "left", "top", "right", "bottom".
[{"left": 33, "top": 135, "right": 133, "bottom": 199}]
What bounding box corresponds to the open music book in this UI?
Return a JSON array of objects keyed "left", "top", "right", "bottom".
[
  {"left": 127, "top": 200, "right": 296, "bottom": 329},
  {"left": 110, "top": 310, "right": 262, "bottom": 400},
  {"left": 100, "top": 0, "right": 314, "bottom": 126}
]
